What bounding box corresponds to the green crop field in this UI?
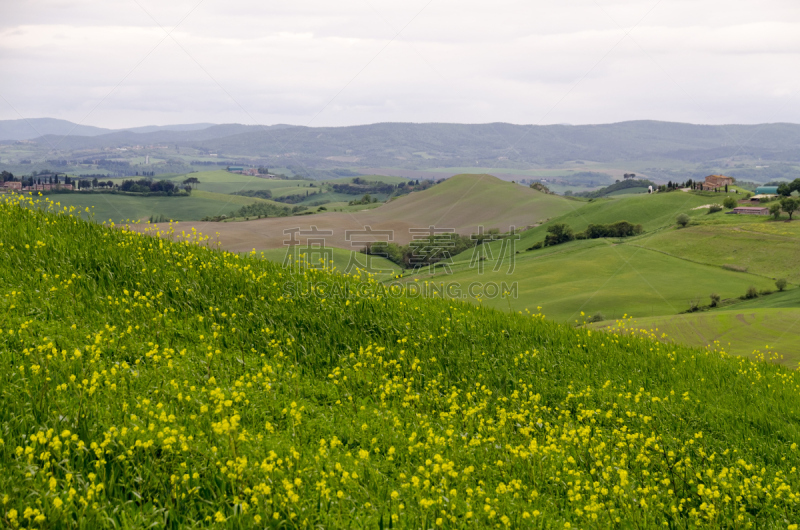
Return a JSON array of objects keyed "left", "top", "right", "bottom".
[
  {"left": 4, "top": 191, "right": 800, "bottom": 528},
  {"left": 594, "top": 307, "right": 800, "bottom": 366}
]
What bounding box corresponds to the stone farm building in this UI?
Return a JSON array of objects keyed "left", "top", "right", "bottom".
[
  {"left": 701, "top": 175, "right": 735, "bottom": 190},
  {"left": 2, "top": 181, "right": 72, "bottom": 192}
]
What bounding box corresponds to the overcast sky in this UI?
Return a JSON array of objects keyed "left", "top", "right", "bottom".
[{"left": 1, "top": 0, "right": 799, "bottom": 128}]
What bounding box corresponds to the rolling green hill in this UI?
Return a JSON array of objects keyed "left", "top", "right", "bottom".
[
  {"left": 370, "top": 173, "right": 572, "bottom": 230},
  {"left": 406, "top": 189, "right": 794, "bottom": 324},
  {"left": 409, "top": 239, "right": 774, "bottom": 322},
  {"left": 452, "top": 190, "right": 724, "bottom": 263},
  {"left": 595, "top": 307, "right": 800, "bottom": 366},
  {"left": 633, "top": 220, "right": 800, "bottom": 284},
  {"left": 4, "top": 190, "right": 800, "bottom": 528},
  {"left": 726, "top": 286, "right": 800, "bottom": 309}
]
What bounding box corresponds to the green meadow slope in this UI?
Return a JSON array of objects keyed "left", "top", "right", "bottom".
[
  {"left": 455, "top": 191, "right": 721, "bottom": 259},
  {"left": 422, "top": 190, "right": 795, "bottom": 324},
  {"left": 594, "top": 307, "right": 800, "bottom": 366},
  {"left": 633, "top": 219, "right": 800, "bottom": 284},
  {"left": 370, "top": 174, "right": 572, "bottom": 230},
  {"left": 408, "top": 239, "right": 774, "bottom": 321},
  {"left": 5, "top": 193, "right": 800, "bottom": 527}
]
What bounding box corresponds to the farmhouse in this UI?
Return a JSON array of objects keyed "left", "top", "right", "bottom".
[
  {"left": 701, "top": 174, "right": 734, "bottom": 190},
  {"left": 3, "top": 181, "right": 22, "bottom": 190},
  {"left": 732, "top": 206, "right": 769, "bottom": 216}
]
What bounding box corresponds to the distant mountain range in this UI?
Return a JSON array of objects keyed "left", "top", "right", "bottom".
[
  {"left": 0, "top": 118, "right": 292, "bottom": 142},
  {"left": 3, "top": 119, "right": 800, "bottom": 176}
]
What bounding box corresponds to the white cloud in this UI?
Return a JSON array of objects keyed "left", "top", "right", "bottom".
[{"left": 0, "top": 0, "right": 798, "bottom": 127}]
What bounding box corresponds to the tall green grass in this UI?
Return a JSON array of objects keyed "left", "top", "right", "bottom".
[{"left": 2, "top": 193, "right": 800, "bottom": 528}]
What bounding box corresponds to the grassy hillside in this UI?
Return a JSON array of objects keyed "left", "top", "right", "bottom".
[
  {"left": 408, "top": 239, "right": 774, "bottom": 321},
  {"left": 634, "top": 220, "right": 800, "bottom": 284},
  {"left": 366, "top": 174, "right": 572, "bottom": 231},
  {"left": 414, "top": 190, "right": 793, "bottom": 322},
  {"left": 5, "top": 194, "right": 800, "bottom": 528},
  {"left": 449, "top": 191, "right": 717, "bottom": 263},
  {"left": 727, "top": 287, "right": 800, "bottom": 309},
  {"left": 44, "top": 190, "right": 283, "bottom": 223},
  {"left": 594, "top": 308, "right": 800, "bottom": 366}
]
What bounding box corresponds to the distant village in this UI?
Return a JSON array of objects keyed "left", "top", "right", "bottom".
[{"left": 0, "top": 171, "right": 79, "bottom": 191}]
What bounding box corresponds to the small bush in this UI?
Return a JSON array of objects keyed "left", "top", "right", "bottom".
[
  {"left": 676, "top": 213, "right": 690, "bottom": 227},
  {"left": 586, "top": 312, "right": 605, "bottom": 323},
  {"left": 688, "top": 298, "right": 701, "bottom": 312},
  {"left": 527, "top": 241, "right": 544, "bottom": 251},
  {"left": 744, "top": 286, "right": 759, "bottom": 299},
  {"left": 708, "top": 204, "right": 723, "bottom": 214},
  {"left": 723, "top": 196, "right": 737, "bottom": 209},
  {"left": 710, "top": 293, "right": 721, "bottom": 307},
  {"left": 776, "top": 278, "right": 788, "bottom": 291}
]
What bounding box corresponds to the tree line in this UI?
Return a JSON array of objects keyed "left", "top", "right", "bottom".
[{"left": 527, "top": 221, "right": 643, "bottom": 250}]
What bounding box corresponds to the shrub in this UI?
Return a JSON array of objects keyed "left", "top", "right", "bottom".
[
  {"left": 676, "top": 213, "right": 690, "bottom": 227},
  {"left": 744, "top": 286, "right": 759, "bottom": 299},
  {"left": 529, "top": 182, "right": 552, "bottom": 194},
  {"left": 770, "top": 203, "right": 782, "bottom": 219},
  {"left": 776, "top": 278, "right": 788, "bottom": 291},
  {"left": 708, "top": 204, "right": 723, "bottom": 214},
  {"left": 586, "top": 312, "right": 605, "bottom": 323},
  {"left": 544, "top": 223, "right": 575, "bottom": 247},
  {"left": 527, "top": 241, "right": 544, "bottom": 251},
  {"left": 723, "top": 196, "right": 737, "bottom": 209},
  {"left": 688, "top": 298, "right": 701, "bottom": 312},
  {"left": 710, "top": 293, "right": 721, "bottom": 307}
]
